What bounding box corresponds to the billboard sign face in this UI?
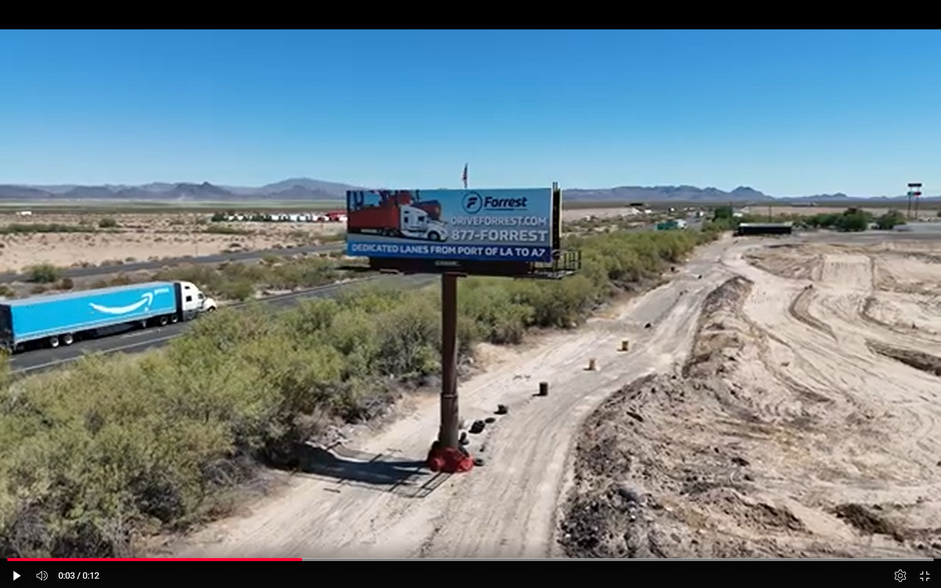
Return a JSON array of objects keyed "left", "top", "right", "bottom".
[{"left": 345, "top": 188, "right": 555, "bottom": 262}]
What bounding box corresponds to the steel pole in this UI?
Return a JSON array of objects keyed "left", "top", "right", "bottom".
[{"left": 438, "top": 272, "right": 460, "bottom": 449}]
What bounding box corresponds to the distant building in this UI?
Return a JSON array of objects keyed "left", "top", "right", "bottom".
[{"left": 736, "top": 222, "right": 794, "bottom": 236}]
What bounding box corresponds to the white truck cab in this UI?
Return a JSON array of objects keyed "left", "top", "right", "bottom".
[
  {"left": 400, "top": 206, "right": 448, "bottom": 242},
  {"left": 178, "top": 281, "right": 217, "bottom": 319}
]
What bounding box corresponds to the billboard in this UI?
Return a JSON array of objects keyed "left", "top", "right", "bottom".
[{"left": 345, "top": 188, "right": 555, "bottom": 262}]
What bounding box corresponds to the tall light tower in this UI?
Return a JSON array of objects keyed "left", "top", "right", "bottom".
[{"left": 907, "top": 182, "right": 922, "bottom": 220}]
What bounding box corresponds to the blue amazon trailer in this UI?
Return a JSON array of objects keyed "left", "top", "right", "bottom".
[{"left": 0, "top": 280, "right": 217, "bottom": 352}]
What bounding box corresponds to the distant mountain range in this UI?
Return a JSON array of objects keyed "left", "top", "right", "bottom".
[{"left": 1, "top": 178, "right": 937, "bottom": 204}]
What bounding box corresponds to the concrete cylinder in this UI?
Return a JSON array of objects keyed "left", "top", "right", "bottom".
[{"left": 538, "top": 381, "right": 549, "bottom": 396}]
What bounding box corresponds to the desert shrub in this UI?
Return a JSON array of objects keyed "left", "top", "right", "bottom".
[
  {"left": 97, "top": 217, "right": 119, "bottom": 229},
  {"left": 204, "top": 225, "right": 252, "bottom": 236},
  {"left": 0, "top": 225, "right": 713, "bottom": 558},
  {"left": 25, "top": 263, "right": 60, "bottom": 284},
  {"left": 834, "top": 208, "right": 872, "bottom": 232},
  {"left": 0, "top": 223, "right": 95, "bottom": 235},
  {"left": 875, "top": 210, "right": 906, "bottom": 230}
]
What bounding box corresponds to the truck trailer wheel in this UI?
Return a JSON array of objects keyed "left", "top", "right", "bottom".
[
  {"left": 61, "top": 333, "right": 74, "bottom": 346},
  {"left": 170, "top": 314, "right": 180, "bottom": 324},
  {"left": 158, "top": 315, "right": 169, "bottom": 327},
  {"left": 49, "top": 336, "right": 60, "bottom": 349}
]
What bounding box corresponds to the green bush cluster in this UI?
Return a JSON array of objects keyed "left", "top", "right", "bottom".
[
  {"left": 874, "top": 210, "right": 907, "bottom": 230},
  {"left": 803, "top": 208, "right": 873, "bottom": 231},
  {"left": 203, "top": 224, "right": 253, "bottom": 236},
  {"left": 0, "top": 227, "right": 718, "bottom": 558},
  {"left": 0, "top": 223, "right": 96, "bottom": 235}
]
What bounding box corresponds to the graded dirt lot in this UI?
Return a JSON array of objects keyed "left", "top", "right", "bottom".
[
  {"left": 0, "top": 212, "right": 345, "bottom": 273},
  {"left": 562, "top": 238, "right": 941, "bottom": 558}
]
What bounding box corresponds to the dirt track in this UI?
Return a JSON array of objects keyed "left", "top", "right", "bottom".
[{"left": 172, "top": 234, "right": 941, "bottom": 559}]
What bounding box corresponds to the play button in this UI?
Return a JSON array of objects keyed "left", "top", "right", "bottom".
[{"left": 13, "top": 571, "right": 20, "bottom": 581}]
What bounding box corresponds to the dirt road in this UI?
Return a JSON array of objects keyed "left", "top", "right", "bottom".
[
  {"left": 173, "top": 237, "right": 738, "bottom": 558},
  {"left": 561, "top": 239, "right": 941, "bottom": 558}
]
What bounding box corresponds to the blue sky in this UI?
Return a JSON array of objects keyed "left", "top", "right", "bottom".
[{"left": 1, "top": 29, "right": 939, "bottom": 196}]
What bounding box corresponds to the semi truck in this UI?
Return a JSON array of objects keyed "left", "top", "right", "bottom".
[
  {"left": 347, "top": 190, "right": 448, "bottom": 241},
  {"left": 0, "top": 280, "right": 217, "bottom": 353}
]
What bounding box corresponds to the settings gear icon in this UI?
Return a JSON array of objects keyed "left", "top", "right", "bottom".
[{"left": 895, "top": 570, "right": 907, "bottom": 583}]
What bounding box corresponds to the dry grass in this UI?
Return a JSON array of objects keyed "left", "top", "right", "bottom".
[{"left": 0, "top": 212, "right": 346, "bottom": 273}]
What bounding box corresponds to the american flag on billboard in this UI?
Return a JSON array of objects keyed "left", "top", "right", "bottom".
[{"left": 462, "top": 163, "right": 468, "bottom": 189}]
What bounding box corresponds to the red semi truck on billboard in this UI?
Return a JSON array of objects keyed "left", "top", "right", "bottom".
[{"left": 347, "top": 190, "right": 448, "bottom": 241}]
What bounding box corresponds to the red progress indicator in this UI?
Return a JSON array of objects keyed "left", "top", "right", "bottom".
[{"left": 9, "top": 558, "right": 302, "bottom": 561}]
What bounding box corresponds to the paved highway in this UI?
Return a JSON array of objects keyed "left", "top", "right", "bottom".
[
  {"left": 10, "top": 274, "right": 436, "bottom": 375},
  {"left": 0, "top": 242, "right": 346, "bottom": 282}
]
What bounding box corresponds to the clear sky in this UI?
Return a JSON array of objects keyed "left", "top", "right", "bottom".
[{"left": 1, "top": 29, "right": 939, "bottom": 196}]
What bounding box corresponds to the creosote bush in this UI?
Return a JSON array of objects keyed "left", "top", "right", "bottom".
[
  {"left": 25, "top": 263, "right": 61, "bottom": 284},
  {"left": 0, "top": 227, "right": 719, "bottom": 558}
]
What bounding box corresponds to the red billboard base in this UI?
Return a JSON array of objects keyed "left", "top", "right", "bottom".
[{"left": 426, "top": 440, "right": 474, "bottom": 473}]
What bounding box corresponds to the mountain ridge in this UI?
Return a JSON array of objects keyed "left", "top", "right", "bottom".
[{"left": 4, "top": 179, "right": 938, "bottom": 203}]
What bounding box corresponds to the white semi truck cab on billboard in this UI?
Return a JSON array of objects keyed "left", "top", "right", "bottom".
[{"left": 400, "top": 206, "right": 448, "bottom": 241}]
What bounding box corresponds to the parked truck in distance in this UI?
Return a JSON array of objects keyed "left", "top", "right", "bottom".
[{"left": 0, "top": 280, "right": 217, "bottom": 353}]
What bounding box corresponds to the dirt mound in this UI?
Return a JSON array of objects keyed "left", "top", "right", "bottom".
[
  {"left": 832, "top": 503, "right": 906, "bottom": 542},
  {"left": 867, "top": 341, "right": 941, "bottom": 377},
  {"left": 559, "top": 374, "right": 811, "bottom": 558},
  {"left": 682, "top": 276, "right": 752, "bottom": 378}
]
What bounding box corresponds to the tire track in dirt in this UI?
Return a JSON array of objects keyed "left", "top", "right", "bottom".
[
  {"left": 787, "top": 286, "right": 836, "bottom": 340},
  {"left": 866, "top": 340, "right": 941, "bottom": 378}
]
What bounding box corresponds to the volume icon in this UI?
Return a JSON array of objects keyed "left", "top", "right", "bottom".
[{"left": 37, "top": 571, "right": 48, "bottom": 581}]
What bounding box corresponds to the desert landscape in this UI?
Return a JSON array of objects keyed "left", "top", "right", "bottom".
[
  {"left": 0, "top": 212, "right": 346, "bottom": 273},
  {"left": 155, "top": 230, "right": 940, "bottom": 559}
]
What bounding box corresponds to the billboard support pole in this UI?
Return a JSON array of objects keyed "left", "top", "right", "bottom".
[{"left": 438, "top": 272, "right": 460, "bottom": 449}]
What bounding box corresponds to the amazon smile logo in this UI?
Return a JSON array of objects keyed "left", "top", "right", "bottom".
[{"left": 89, "top": 292, "right": 155, "bottom": 315}]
